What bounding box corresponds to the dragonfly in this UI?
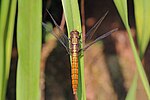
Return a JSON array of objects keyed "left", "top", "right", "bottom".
[{"left": 42, "top": 9, "right": 118, "bottom": 95}]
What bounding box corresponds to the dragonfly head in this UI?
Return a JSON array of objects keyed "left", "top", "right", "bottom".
[{"left": 70, "top": 30, "right": 80, "bottom": 39}]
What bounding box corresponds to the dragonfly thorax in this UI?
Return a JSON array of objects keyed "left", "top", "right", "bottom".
[
  {"left": 70, "top": 30, "right": 80, "bottom": 45},
  {"left": 70, "top": 30, "right": 80, "bottom": 53}
]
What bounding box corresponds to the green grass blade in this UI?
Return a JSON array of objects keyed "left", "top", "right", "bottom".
[
  {"left": 0, "top": 17, "right": 5, "bottom": 100},
  {"left": 17, "top": 0, "right": 42, "bottom": 100},
  {"left": 125, "top": 73, "right": 138, "bottom": 100},
  {"left": 5, "top": 0, "right": 17, "bottom": 81},
  {"left": 0, "top": 0, "right": 11, "bottom": 99},
  {"left": 114, "top": 0, "right": 150, "bottom": 99},
  {"left": 3, "top": 0, "right": 17, "bottom": 99},
  {"left": 113, "top": 0, "right": 129, "bottom": 26},
  {"left": 61, "top": 0, "right": 86, "bottom": 99},
  {"left": 134, "top": 0, "right": 150, "bottom": 58}
]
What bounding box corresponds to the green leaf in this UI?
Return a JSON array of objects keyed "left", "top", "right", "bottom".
[
  {"left": 0, "top": 0, "right": 8, "bottom": 98},
  {"left": 114, "top": 0, "right": 150, "bottom": 99},
  {"left": 17, "top": 0, "right": 42, "bottom": 100},
  {"left": 0, "top": 1, "right": 10, "bottom": 99},
  {"left": 61, "top": 0, "right": 86, "bottom": 100},
  {"left": 5, "top": 0, "right": 17, "bottom": 85},
  {"left": 114, "top": 0, "right": 129, "bottom": 26},
  {"left": 0, "top": 0, "right": 17, "bottom": 99},
  {"left": 134, "top": 0, "right": 150, "bottom": 58},
  {"left": 125, "top": 74, "right": 138, "bottom": 100}
]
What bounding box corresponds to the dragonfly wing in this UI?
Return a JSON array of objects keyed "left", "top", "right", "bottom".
[
  {"left": 85, "top": 11, "right": 109, "bottom": 42},
  {"left": 44, "top": 9, "right": 70, "bottom": 54},
  {"left": 42, "top": 22, "right": 70, "bottom": 54},
  {"left": 45, "top": 9, "right": 70, "bottom": 45},
  {"left": 83, "top": 28, "right": 118, "bottom": 51}
]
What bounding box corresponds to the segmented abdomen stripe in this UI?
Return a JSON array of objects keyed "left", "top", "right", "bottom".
[{"left": 71, "top": 53, "right": 78, "bottom": 94}]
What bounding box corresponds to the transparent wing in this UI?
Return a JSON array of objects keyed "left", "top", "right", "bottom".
[
  {"left": 43, "top": 9, "right": 70, "bottom": 54},
  {"left": 46, "top": 9, "right": 69, "bottom": 45},
  {"left": 83, "top": 28, "right": 118, "bottom": 51},
  {"left": 85, "top": 11, "right": 109, "bottom": 42},
  {"left": 42, "top": 22, "right": 70, "bottom": 54}
]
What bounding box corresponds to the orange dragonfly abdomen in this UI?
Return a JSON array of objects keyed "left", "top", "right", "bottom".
[
  {"left": 70, "top": 30, "right": 80, "bottom": 94},
  {"left": 71, "top": 53, "right": 78, "bottom": 94}
]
